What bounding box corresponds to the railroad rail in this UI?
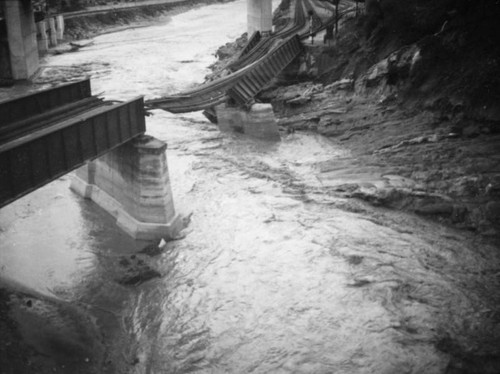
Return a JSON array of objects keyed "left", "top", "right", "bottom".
[{"left": 238, "top": 31, "right": 262, "bottom": 59}]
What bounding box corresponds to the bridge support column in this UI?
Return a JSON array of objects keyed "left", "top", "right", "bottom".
[
  {"left": 215, "top": 103, "right": 281, "bottom": 141},
  {"left": 71, "top": 135, "right": 183, "bottom": 241},
  {"left": 4, "top": 0, "right": 39, "bottom": 79},
  {"left": 48, "top": 17, "right": 57, "bottom": 46},
  {"left": 247, "top": 0, "right": 273, "bottom": 35},
  {"left": 36, "top": 21, "right": 49, "bottom": 54},
  {"left": 56, "top": 15, "right": 64, "bottom": 41}
]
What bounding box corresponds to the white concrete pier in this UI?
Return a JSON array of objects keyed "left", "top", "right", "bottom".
[
  {"left": 71, "top": 135, "right": 182, "bottom": 240},
  {"left": 216, "top": 103, "right": 281, "bottom": 141},
  {"left": 4, "top": 0, "right": 39, "bottom": 79},
  {"left": 247, "top": 0, "right": 273, "bottom": 35},
  {"left": 56, "top": 15, "right": 65, "bottom": 40}
]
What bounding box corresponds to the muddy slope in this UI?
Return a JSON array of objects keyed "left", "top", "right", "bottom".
[{"left": 246, "top": 0, "right": 500, "bottom": 237}]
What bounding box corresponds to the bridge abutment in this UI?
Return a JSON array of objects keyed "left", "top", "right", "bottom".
[
  {"left": 247, "top": 0, "right": 272, "bottom": 35},
  {"left": 4, "top": 0, "right": 39, "bottom": 79},
  {"left": 71, "top": 135, "right": 183, "bottom": 241}
]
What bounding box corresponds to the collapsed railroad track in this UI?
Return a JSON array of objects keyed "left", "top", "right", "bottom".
[{"left": 145, "top": 0, "right": 358, "bottom": 114}]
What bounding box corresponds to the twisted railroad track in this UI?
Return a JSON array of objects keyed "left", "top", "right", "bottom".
[{"left": 145, "top": 0, "right": 357, "bottom": 114}]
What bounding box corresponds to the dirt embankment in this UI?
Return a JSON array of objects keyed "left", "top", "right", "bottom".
[{"left": 213, "top": 0, "right": 500, "bottom": 239}]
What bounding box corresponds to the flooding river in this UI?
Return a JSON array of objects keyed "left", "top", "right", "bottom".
[{"left": 1, "top": 1, "right": 499, "bottom": 373}]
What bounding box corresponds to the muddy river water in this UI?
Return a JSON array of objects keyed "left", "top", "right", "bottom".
[{"left": 1, "top": 1, "right": 500, "bottom": 373}]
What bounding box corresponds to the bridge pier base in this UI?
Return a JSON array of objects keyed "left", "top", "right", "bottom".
[
  {"left": 215, "top": 103, "right": 280, "bottom": 141},
  {"left": 71, "top": 135, "right": 183, "bottom": 241}
]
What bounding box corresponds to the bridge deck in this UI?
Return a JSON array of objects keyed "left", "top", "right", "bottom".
[{"left": 0, "top": 79, "right": 146, "bottom": 208}]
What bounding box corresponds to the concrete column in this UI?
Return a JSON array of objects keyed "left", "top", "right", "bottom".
[
  {"left": 5, "top": 0, "right": 39, "bottom": 80},
  {"left": 73, "top": 162, "right": 96, "bottom": 198},
  {"left": 48, "top": 17, "right": 57, "bottom": 46},
  {"left": 247, "top": 0, "right": 273, "bottom": 35},
  {"left": 36, "top": 21, "right": 49, "bottom": 53},
  {"left": 55, "top": 15, "right": 64, "bottom": 40},
  {"left": 71, "top": 135, "right": 183, "bottom": 240},
  {"left": 215, "top": 103, "right": 281, "bottom": 141}
]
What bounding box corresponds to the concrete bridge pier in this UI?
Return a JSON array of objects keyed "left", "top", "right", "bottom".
[
  {"left": 71, "top": 135, "right": 183, "bottom": 241},
  {"left": 4, "top": 0, "right": 39, "bottom": 79},
  {"left": 36, "top": 21, "right": 49, "bottom": 53},
  {"left": 215, "top": 103, "right": 281, "bottom": 141},
  {"left": 47, "top": 17, "right": 57, "bottom": 46},
  {"left": 55, "top": 15, "right": 64, "bottom": 40},
  {"left": 247, "top": 0, "right": 273, "bottom": 35}
]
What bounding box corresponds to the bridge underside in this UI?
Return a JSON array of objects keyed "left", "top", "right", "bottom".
[{"left": 0, "top": 79, "right": 146, "bottom": 208}]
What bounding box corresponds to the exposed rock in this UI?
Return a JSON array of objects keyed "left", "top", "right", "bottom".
[
  {"left": 114, "top": 252, "right": 163, "bottom": 286},
  {"left": 117, "top": 268, "right": 161, "bottom": 286},
  {"left": 449, "top": 176, "right": 481, "bottom": 198},
  {"left": 325, "top": 78, "right": 354, "bottom": 92},
  {"left": 138, "top": 238, "right": 167, "bottom": 257},
  {"left": 317, "top": 116, "right": 345, "bottom": 137},
  {"left": 365, "top": 58, "right": 389, "bottom": 87},
  {"left": 375, "top": 133, "right": 443, "bottom": 154}
]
